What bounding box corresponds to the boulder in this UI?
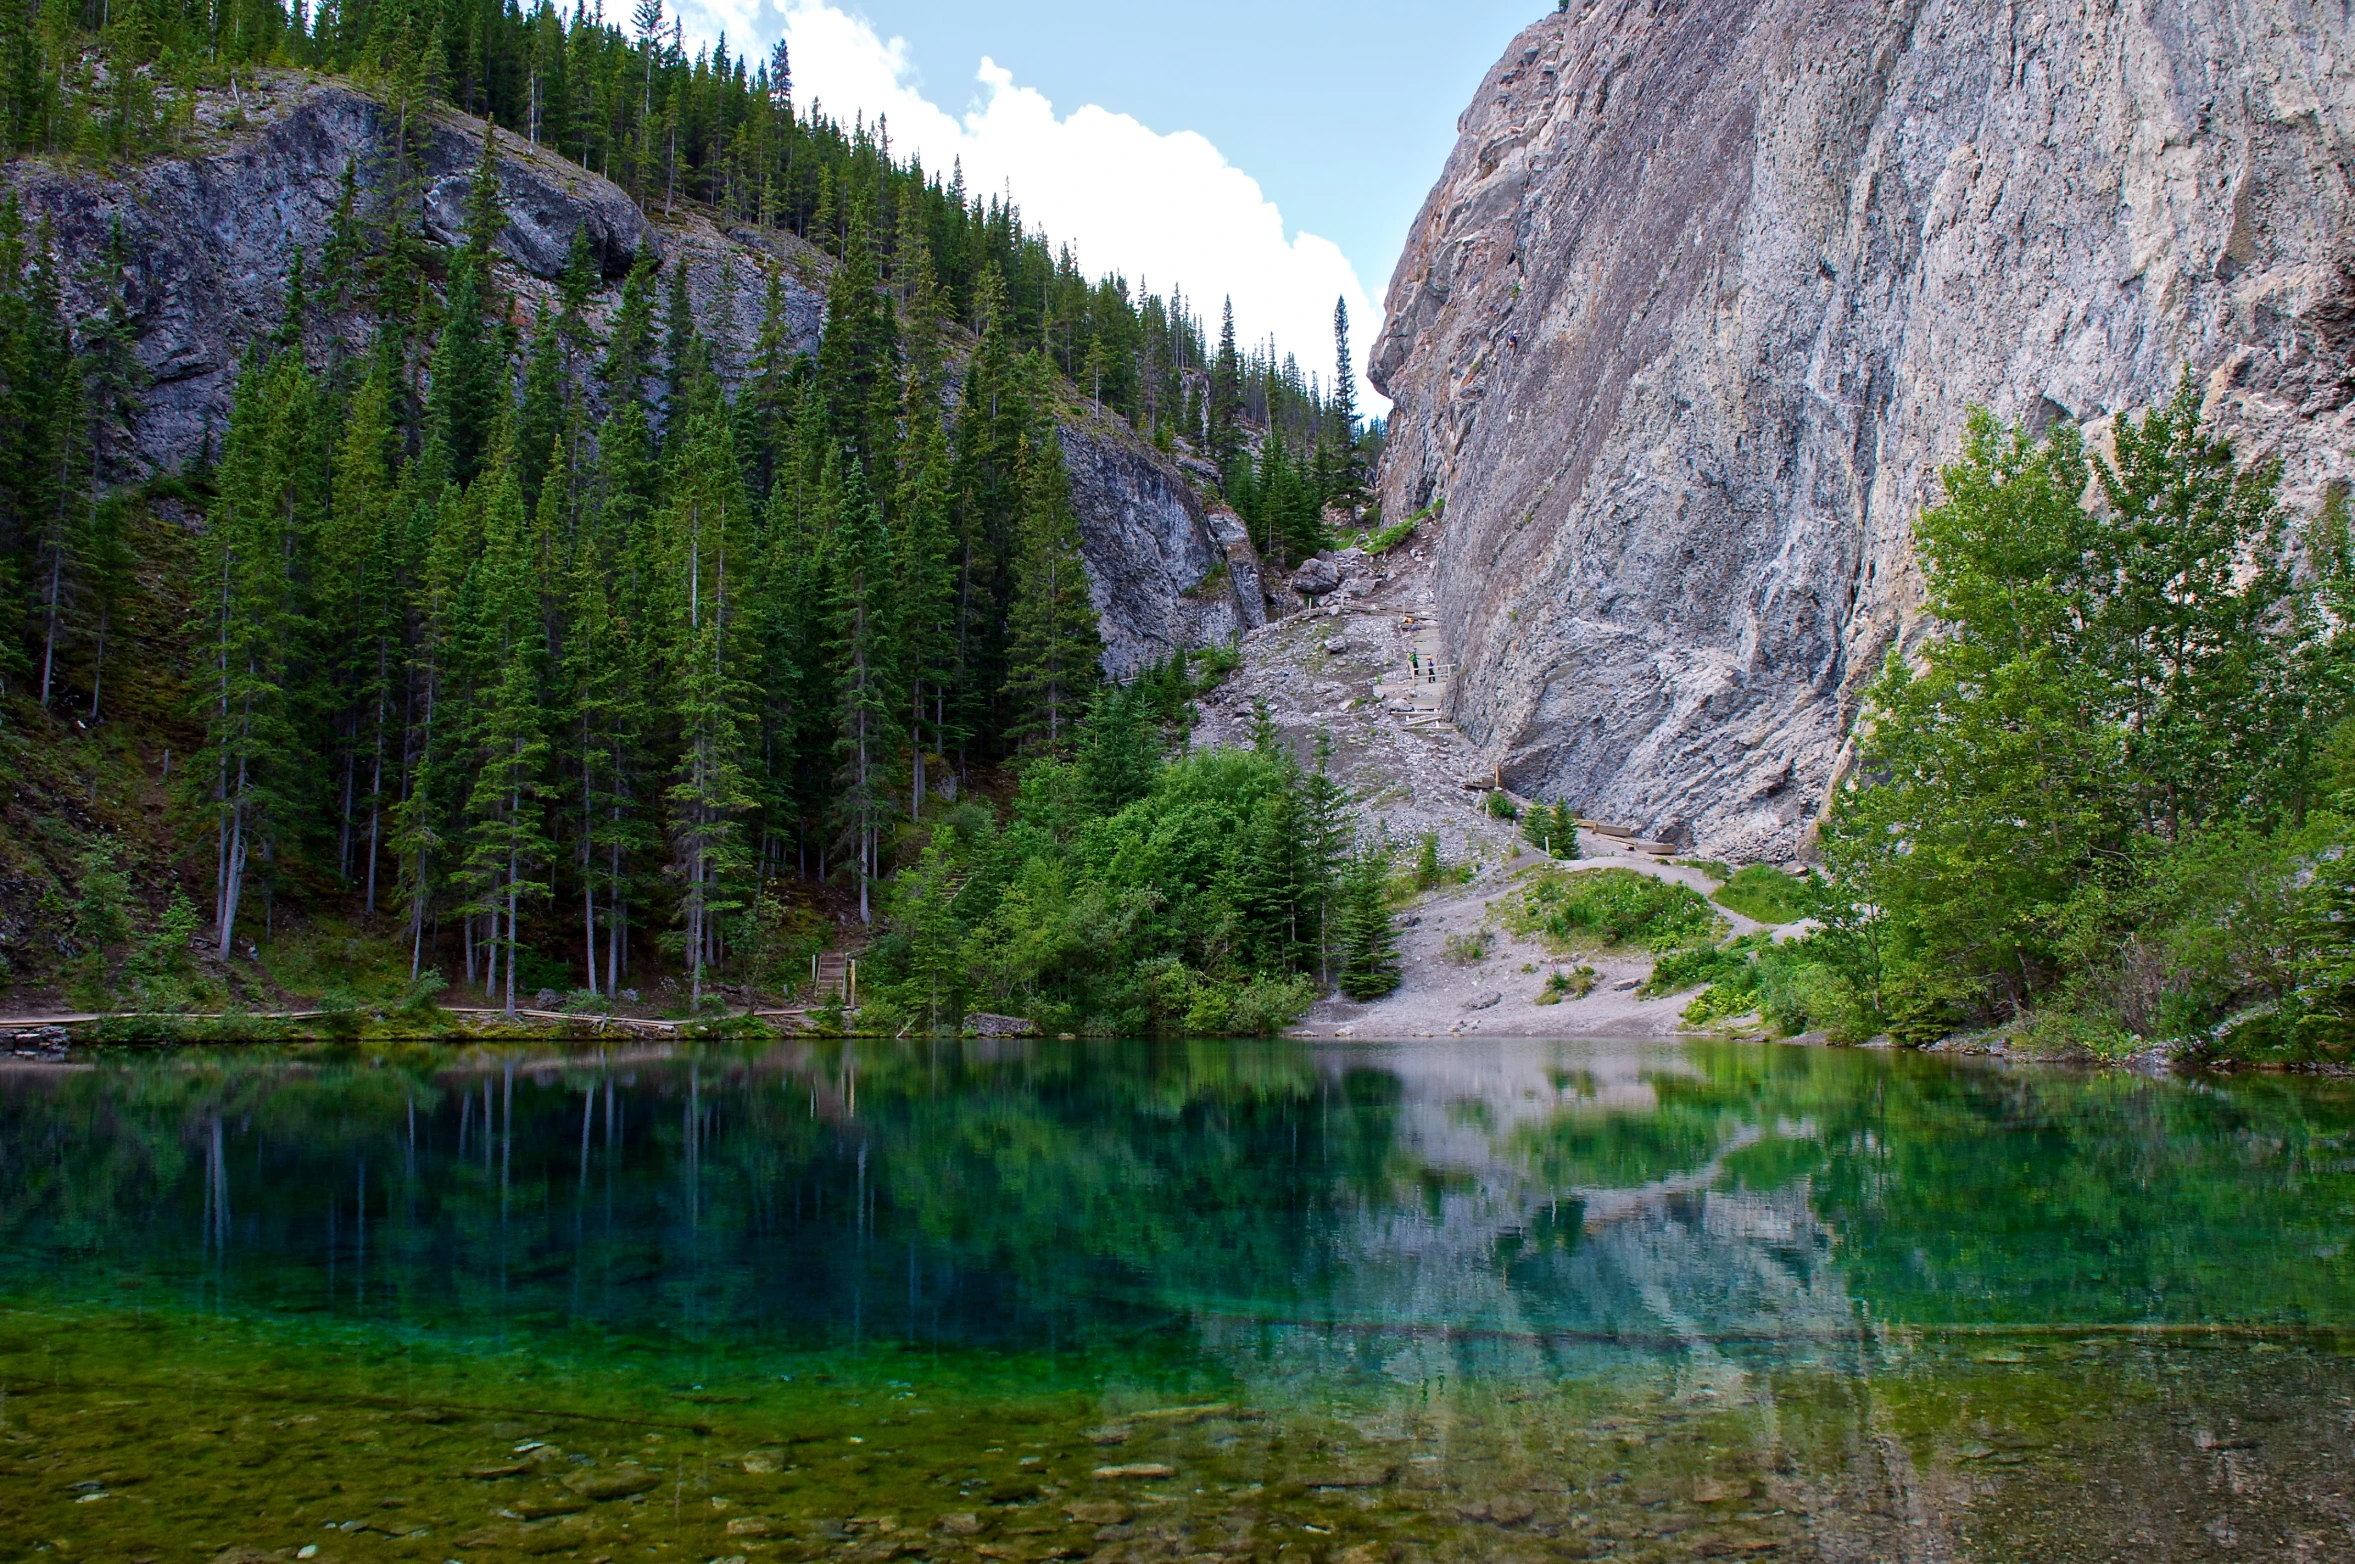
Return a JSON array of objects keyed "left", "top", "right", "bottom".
[{"left": 1289, "top": 557, "right": 1343, "bottom": 597}]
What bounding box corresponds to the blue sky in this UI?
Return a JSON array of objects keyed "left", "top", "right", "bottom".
[{"left": 670, "top": 0, "right": 1549, "bottom": 408}]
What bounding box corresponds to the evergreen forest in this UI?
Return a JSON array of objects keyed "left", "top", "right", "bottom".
[{"left": 0, "top": 0, "right": 1397, "bottom": 1032}]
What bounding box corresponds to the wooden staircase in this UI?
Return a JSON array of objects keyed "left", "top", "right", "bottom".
[
  {"left": 810, "top": 951, "right": 858, "bottom": 1007},
  {"left": 1374, "top": 613, "right": 1453, "bottom": 728}
]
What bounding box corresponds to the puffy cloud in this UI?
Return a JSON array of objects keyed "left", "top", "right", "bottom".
[{"left": 668, "top": 0, "right": 1385, "bottom": 412}]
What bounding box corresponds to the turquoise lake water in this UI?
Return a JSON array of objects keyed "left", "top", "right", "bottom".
[{"left": 0, "top": 1038, "right": 2348, "bottom": 1562}]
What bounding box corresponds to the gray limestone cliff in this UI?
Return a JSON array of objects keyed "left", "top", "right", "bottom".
[
  {"left": 1371, "top": 0, "right": 2355, "bottom": 860},
  {"left": 1059, "top": 420, "right": 1267, "bottom": 676},
  {"left": 3, "top": 71, "right": 1256, "bottom": 672}
]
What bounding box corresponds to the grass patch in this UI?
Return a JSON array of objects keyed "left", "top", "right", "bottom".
[
  {"left": 1712, "top": 864, "right": 1817, "bottom": 925},
  {"left": 258, "top": 921, "right": 441, "bottom": 1007}
]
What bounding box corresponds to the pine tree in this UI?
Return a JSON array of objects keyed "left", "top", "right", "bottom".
[
  {"left": 456, "top": 426, "right": 553, "bottom": 1015},
  {"left": 516, "top": 304, "right": 568, "bottom": 511},
  {"left": 1236, "top": 780, "right": 1303, "bottom": 974},
  {"left": 1335, "top": 837, "right": 1402, "bottom": 999},
  {"left": 565, "top": 437, "right": 652, "bottom": 996},
  {"left": 1080, "top": 679, "right": 1158, "bottom": 816},
  {"left": 896, "top": 372, "right": 959, "bottom": 820},
  {"left": 1005, "top": 417, "right": 1101, "bottom": 753},
  {"left": 658, "top": 403, "right": 756, "bottom": 1004},
  {"left": 319, "top": 361, "right": 403, "bottom": 895},
  {"left": 193, "top": 352, "right": 323, "bottom": 958},
  {"left": 827, "top": 446, "right": 899, "bottom": 924},
  {"left": 29, "top": 224, "right": 83, "bottom": 710},
  {"left": 1328, "top": 296, "right": 1363, "bottom": 510},
  {"left": 1209, "top": 295, "right": 1244, "bottom": 483},
  {"left": 817, "top": 196, "right": 897, "bottom": 467},
  {"left": 427, "top": 252, "right": 500, "bottom": 486},
  {"left": 1299, "top": 730, "right": 1351, "bottom": 983},
  {"left": 737, "top": 263, "right": 797, "bottom": 499}
]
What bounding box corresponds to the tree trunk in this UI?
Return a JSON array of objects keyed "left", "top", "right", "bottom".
[{"left": 86, "top": 606, "right": 107, "bottom": 720}]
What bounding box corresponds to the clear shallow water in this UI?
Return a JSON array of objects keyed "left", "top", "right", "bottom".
[{"left": 0, "top": 1038, "right": 2349, "bottom": 1563}]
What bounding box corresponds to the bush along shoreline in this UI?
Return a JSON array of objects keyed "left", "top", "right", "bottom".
[{"left": 1722, "top": 379, "right": 2355, "bottom": 1071}]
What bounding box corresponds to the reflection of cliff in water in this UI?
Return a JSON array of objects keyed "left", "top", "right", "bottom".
[{"left": 1190, "top": 1042, "right": 1858, "bottom": 1388}]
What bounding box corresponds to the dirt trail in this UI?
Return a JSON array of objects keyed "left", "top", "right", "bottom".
[{"left": 1192, "top": 537, "right": 1801, "bottom": 1039}]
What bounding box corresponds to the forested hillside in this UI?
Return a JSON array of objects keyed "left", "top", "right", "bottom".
[{"left": 0, "top": 0, "right": 1388, "bottom": 1029}]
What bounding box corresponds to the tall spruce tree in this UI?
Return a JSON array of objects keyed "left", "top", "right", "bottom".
[
  {"left": 456, "top": 426, "right": 553, "bottom": 1014},
  {"left": 1328, "top": 296, "right": 1363, "bottom": 509},
  {"left": 659, "top": 397, "right": 757, "bottom": 1005},
  {"left": 194, "top": 352, "right": 322, "bottom": 958},
  {"left": 1006, "top": 417, "right": 1101, "bottom": 753},
  {"left": 828, "top": 446, "right": 898, "bottom": 924}
]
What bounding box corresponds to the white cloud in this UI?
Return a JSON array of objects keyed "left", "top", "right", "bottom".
[{"left": 668, "top": 0, "right": 1386, "bottom": 413}]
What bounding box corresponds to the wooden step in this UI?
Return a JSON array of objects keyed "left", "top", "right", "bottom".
[{"left": 810, "top": 951, "right": 857, "bottom": 1005}]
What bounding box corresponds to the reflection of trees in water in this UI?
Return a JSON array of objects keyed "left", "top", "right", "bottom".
[{"left": 0, "top": 1041, "right": 2348, "bottom": 1360}]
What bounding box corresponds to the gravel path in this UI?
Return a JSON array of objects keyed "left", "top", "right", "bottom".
[{"left": 1190, "top": 539, "right": 1800, "bottom": 1039}]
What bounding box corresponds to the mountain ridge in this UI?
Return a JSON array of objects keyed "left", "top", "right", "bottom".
[{"left": 2, "top": 69, "right": 1268, "bottom": 678}]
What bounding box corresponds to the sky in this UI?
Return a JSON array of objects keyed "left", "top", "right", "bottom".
[{"left": 660, "top": 0, "right": 1548, "bottom": 413}]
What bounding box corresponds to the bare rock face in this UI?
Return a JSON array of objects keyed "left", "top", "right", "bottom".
[
  {"left": 1058, "top": 421, "right": 1267, "bottom": 677},
  {"left": 6, "top": 73, "right": 1244, "bottom": 675},
  {"left": 1372, "top": 0, "right": 2355, "bottom": 859}
]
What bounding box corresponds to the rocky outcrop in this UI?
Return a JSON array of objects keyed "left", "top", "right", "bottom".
[
  {"left": 1372, "top": 0, "right": 2355, "bottom": 860},
  {"left": 1058, "top": 420, "right": 1267, "bottom": 677},
  {"left": 5, "top": 71, "right": 1244, "bottom": 672},
  {"left": 6, "top": 72, "right": 674, "bottom": 480}
]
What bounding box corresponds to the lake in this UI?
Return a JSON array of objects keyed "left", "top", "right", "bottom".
[{"left": 0, "top": 1038, "right": 2349, "bottom": 1562}]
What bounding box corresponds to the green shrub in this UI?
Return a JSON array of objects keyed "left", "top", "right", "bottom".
[
  {"left": 1505, "top": 867, "right": 1721, "bottom": 951},
  {"left": 1642, "top": 938, "right": 1760, "bottom": 997},
  {"left": 1190, "top": 641, "right": 1242, "bottom": 689},
  {"left": 1485, "top": 789, "right": 1520, "bottom": 821},
  {"left": 1535, "top": 965, "right": 1596, "bottom": 1004},
  {"left": 74, "top": 840, "right": 135, "bottom": 952},
  {"left": 395, "top": 969, "right": 449, "bottom": 1017},
  {"left": 1682, "top": 983, "right": 1763, "bottom": 1026},
  {"left": 1442, "top": 927, "right": 1494, "bottom": 965},
  {"left": 1713, "top": 864, "right": 1818, "bottom": 925},
  {"left": 1353, "top": 503, "right": 1432, "bottom": 555}
]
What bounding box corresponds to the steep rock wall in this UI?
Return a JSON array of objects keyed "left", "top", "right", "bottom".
[
  {"left": 1059, "top": 420, "right": 1267, "bottom": 677},
  {"left": 4, "top": 73, "right": 1253, "bottom": 669},
  {"left": 1372, "top": 0, "right": 2355, "bottom": 859}
]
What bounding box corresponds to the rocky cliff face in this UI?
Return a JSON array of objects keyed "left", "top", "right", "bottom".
[
  {"left": 4, "top": 72, "right": 1254, "bottom": 668},
  {"left": 1372, "top": 0, "right": 2355, "bottom": 860},
  {"left": 1059, "top": 420, "right": 1267, "bottom": 677},
  {"left": 5, "top": 74, "right": 686, "bottom": 478}
]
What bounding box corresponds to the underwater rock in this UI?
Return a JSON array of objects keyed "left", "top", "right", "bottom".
[{"left": 564, "top": 1467, "right": 657, "bottom": 1501}]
